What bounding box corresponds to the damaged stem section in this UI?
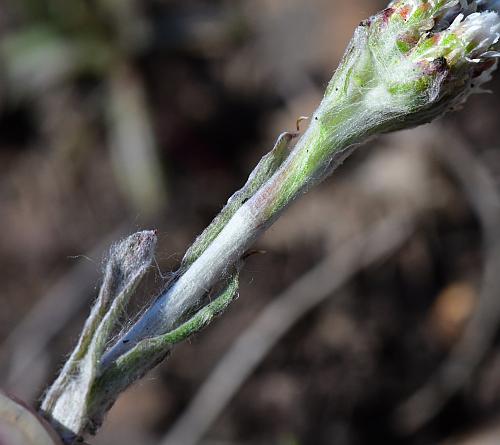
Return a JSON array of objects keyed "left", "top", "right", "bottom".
[{"left": 42, "top": 1, "right": 500, "bottom": 443}]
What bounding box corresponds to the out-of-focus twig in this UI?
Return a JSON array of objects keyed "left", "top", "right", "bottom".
[
  {"left": 161, "top": 214, "right": 413, "bottom": 445},
  {"left": 441, "top": 416, "right": 500, "bottom": 445},
  {"left": 107, "top": 63, "right": 167, "bottom": 217},
  {"left": 394, "top": 127, "right": 500, "bottom": 432}
]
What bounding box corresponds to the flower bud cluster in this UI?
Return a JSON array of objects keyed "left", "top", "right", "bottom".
[{"left": 321, "top": 0, "right": 500, "bottom": 134}]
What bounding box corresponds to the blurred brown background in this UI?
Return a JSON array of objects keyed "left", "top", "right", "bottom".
[{"left": 1, "top": 1, "right": 500, "bottom": 444}]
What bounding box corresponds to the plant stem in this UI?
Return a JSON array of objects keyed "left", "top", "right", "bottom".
[{"left": 101, "top": 101, "right": 362, "bottom": 368}]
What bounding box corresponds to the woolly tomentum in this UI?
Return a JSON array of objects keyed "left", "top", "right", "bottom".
[
  {"left": 94, "top": 0, "right": 500, "bottom": 374},
  {"left": 317, "top": 0, "right": 500, "bottom": 138},
  {"left": 100, "top": 1, "right": 500, "bottom": 367}
]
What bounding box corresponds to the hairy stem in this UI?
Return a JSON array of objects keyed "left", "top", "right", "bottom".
[{"left": 101, "top": 99, "right": 364, "bottom": 369}]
